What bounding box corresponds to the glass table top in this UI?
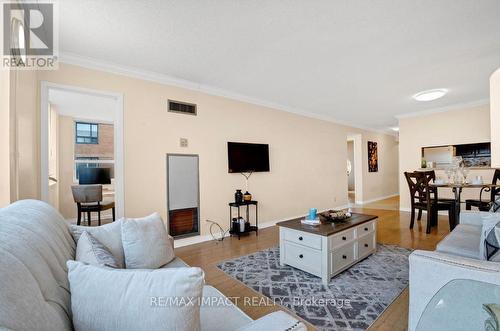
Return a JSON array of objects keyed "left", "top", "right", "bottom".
[{"left": 417, "top": 279, "right": 500, "bottom": 331}]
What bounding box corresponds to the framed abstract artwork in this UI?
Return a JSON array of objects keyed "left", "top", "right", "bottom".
[{"left": 368, "top": 141, "right": 378, "bottom": 172}]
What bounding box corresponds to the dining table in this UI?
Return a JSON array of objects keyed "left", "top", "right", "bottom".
[{"left": 429, "top": 182, "right": 500, "bottom": 222}]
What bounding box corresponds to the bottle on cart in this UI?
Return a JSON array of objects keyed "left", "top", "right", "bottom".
[
  {"left": 238, "top": 217, "right": 246, "bottom": 232},
  {"left": 243, "top": 191, "right": 252, "bottom": 201},
  {"left": 235, "top": 190, "right": 243, "bottom": 203},
  {"left": 232, "top": 218, "right": 240, "bottom": 233}
]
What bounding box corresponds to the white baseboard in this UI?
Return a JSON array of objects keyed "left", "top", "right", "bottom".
[
  {"left": 174, "top": 204, "right": 349, "bottom": 248},
  {"left": 355, "top": 193, "right": 399, "bottom": 205},
  {"left": 174, "top": 232, "right": 231, "bottom": 248}
]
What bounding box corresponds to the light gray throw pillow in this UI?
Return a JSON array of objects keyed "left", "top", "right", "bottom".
[
  {"left": 76, "top": 231, "right": 119, "bottom": 268},
  {"left": 67, "top": 261, "right": 204, "bottom": 331},
  {"left": 121, "top": 213, "right": 175, "bottom": 269},
  {"left": 70, "top": 220, "right": 125, "bottom": 268},
  {"left": 490, "top": 198, "right": 500, "bottom": 213}
]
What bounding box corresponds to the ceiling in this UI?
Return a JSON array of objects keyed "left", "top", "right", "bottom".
[
  {"left": 49, "top": 89, "right": 115, "bottom": 122},
  {"left": 58, "top": 0, "right": 500, "bottom": 133}
]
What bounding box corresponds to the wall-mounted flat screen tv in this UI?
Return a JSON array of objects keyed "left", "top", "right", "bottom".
[{"left": 227, "top": 142, "right": 270, "bottom": 173}]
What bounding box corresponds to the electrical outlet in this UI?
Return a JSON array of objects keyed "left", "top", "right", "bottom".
[{"left": 180, "top": 138, "right": 188, "bottom": 147}]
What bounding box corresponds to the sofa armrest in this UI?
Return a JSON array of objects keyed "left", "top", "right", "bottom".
[
  {"left": 408, "top": 250, "right": 500, "bottom": 331},
  {"left": 410, "top": 249, "right": 500, "bottom": 272},
  {"left": 235, "top": 311, "right": 306, "bottom": 331},
  {"left": 459, "top": 211, "right": 500, "bottom": 226}
]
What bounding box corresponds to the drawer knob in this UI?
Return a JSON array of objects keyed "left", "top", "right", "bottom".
[
  {"left": 364, "top": 243, "right": 368, "bottom": 247},
  {"left": 342, "top": 255, "right": 347, "bottom": 259},
  {"left": 364, "top": 227, "right": 368, "bottom": 231},
  {"left": 298, "top": 236, "right": 303, "bottom": 241},
  {"left": 299, "top": 254, "right": 303, "bottom": 259},
  {"left": 342, "top": 236, "right": 346, "bottom": 240}
]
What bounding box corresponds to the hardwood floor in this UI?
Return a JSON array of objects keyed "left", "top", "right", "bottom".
[{"left": 175, "top": 196, "right": 451, "bottom": 330}]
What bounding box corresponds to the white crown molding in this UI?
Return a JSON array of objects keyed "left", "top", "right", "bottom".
[
  {"left": 59, "top": 52, "right": 395, "bottom": 136},
  {"left": 395, "top": 98, "right": 490, "bottom": 120}
]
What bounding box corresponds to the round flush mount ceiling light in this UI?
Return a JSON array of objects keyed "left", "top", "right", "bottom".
[{"left": 412, "top": 89, "right": 448, "bottom": 102}]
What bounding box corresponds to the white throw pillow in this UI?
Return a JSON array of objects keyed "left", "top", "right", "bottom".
[
  {"left": 67, "top": 261, "right": 204, "bottom": 331},
  {"left": 479, "top": 216, "right": 500, "bottom": 260},
  {"left": 121, "top": 213, "right": 175, "bottom": 269},
  {"left": 70, "top": 220, "right": 125, "bottom": 268},
  {"left": 76, "top": 231, "right": 120, "bottom": 268}
]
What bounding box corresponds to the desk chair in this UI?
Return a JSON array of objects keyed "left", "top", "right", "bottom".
[{"left": 71, "top": 185, "right": 115, "bottom": 226}]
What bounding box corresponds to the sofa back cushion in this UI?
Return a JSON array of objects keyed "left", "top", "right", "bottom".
[
  {"left": 0, "top": 200, "right": 75, "bottom": 331},
  {"left": 121, "top": 213, "right": 175, "bottom": 269}
]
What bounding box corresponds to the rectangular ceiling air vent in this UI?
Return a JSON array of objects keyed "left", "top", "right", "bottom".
[{"left": 168, "top": 100, "right": 197, "bottom": 116}]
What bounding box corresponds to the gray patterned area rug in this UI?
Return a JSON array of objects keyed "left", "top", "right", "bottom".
[{"left": 217, "top": 245, "right": 412, "bottom": 331}]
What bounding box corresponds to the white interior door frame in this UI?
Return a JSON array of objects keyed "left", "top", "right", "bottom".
[{"left": 40, "top": 81, "right": 125, "bottom": 218}]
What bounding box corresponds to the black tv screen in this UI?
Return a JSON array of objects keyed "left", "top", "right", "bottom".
[
  {"left": 227, "top": 142, "right": 270, "bottom": 173},
  {"left": 79, "top": 167, "right": 112, "bottom": 185}
]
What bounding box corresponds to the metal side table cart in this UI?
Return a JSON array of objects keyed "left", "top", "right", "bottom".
[{"left": 229, "top": 200, "right": 258, "bottom": 239}]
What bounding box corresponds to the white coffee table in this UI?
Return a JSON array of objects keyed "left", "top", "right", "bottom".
[{"left": 277, "top": 213, "right": 378, "bottom": 285}]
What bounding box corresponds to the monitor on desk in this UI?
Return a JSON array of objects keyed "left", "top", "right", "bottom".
[{"left": 78, "top": 167, "right": 111, "bottom": 185}]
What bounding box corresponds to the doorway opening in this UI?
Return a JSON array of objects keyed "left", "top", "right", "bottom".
[
  {"left": 40, "top": 82, "right": 124, "bottom": 222},
  {"left": 347, "top": 134, "right": 363, "bottom": 205},
  {"left": 347, "top": 139, "right": 355, "bottom": 205}
]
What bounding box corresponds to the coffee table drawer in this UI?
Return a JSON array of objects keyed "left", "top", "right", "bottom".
[
  {"left": 357, "top": 220, "right": 376, "bottom": 237},
  {"left": 331, "top": 243, "right": 356, "bottom": 274},
  {"left": 329, "top": 228, "right": 355, "bottom": 249},
  {"left": 282, "top": 228, "right": 322, "bottom": 250},
  {"left": 358, "top": 232, "right": 376, "bottom": 258},
  {"left": 283, "top": 241, "right": 321, "bottom": 275}
]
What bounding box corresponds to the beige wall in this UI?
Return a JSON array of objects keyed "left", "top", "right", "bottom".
[
  {"left": 491, "top": 68, "right": 500, "bottom": 168},
  {"left": 48, "top": 104, "right": 59, "bottom": 209},
  {"left": 359, "top": 132, "right": 399, "bottom": 202},
  {"left": 12, "top": 69, "right": 39, "bottom": 200},
  {"left": 399, "top": 105, "right": 492, "bottom": 210},
  {"left": 11, "top": 63, "right": 398, "bottom": 237},
  {"left": 2, "top": 68, "right": 38, "bottom": 204},
  {"left": 0, "top": 69, "right": 10, "bottom": 207},
  {"left": 58, "top": 115, "right": 76, "bottom": 218}
]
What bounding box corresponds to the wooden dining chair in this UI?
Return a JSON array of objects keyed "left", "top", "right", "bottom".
[
  {"left": 465, "top": 169, "right": 500, "bottom": 211},
  {"left": 71, "top": 185, "right": 115, "bottom": 226},
  {"left": 405, "top": 171, "right": 456, "bottom": 234},
  {"left": 411, "top": 170, "right": 456, "bottom": 220}
]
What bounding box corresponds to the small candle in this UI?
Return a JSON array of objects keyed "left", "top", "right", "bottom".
[{"left": 308, "top": 208, "right": 317, "bottom": 220}]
